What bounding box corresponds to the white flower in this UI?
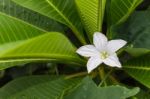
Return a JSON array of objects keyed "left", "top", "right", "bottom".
[{"left": 76, "top": 32, "right": 127, "bottom": 73}]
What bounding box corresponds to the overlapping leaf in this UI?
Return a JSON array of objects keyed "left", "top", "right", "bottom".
[
  {"left": 107, "top": 0, "right": 143, "bottom": 38},
  {"left": 0, "top": 75, "right": 81, "bottom": 99},
  {"left": 0, "top": 13, "right": 84, "bottom": 69},
  {"left": 0, "top": 0, "right": 64, "bottom": 32},
  {"left": 0, "top": 32, "right": 85, "bottom": 68},
  {"left": 108, "top": 0, "right": 142, "bottom": 26},
  {"left": 64, "top": 77, "right": 139, "bottom": 99},
  {"left": 12, "top": 0, "right": 86, "bottom": 44},
  {"left": 123, "top": 54, "right": 150, "bottom": 88},
  {"left": 76, "top": 0, "right": 106, "bottom": 41},
  {"left": 117, "top": 10, "right": 150, "bottom": 56},
  {"left": 0, "top": 0, "right": 85, "bottom": 69}
]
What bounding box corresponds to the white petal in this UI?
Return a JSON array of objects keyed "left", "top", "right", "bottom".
[
  {"left": 76, "top": 45, "right": 99, "bottom": 57},
  {"left": 103, "top": 53, "right": 122, "bottom": 68},
  {"left": 107, "top": 39, "right": 127, "bottom": 53},
  {"left": 93, "top": 32, "right": 108, "bottom": 51},
  {"left": 87, "top": 56, "right": 103, "bottom": 73}
]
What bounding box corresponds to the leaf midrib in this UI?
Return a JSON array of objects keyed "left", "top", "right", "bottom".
[
  {"left": 0, "top": 54, "right": 85, "bottom": 65},
  {"left": 97, "top": 0, "right": 104, "bottom": 32},
  {"left": 97, "top": 0, "right": 102, "bottom": 32},
  {"left": 116, "top": 0, "right": 143, "bottom": 25},
  {"left": 0, "top": 12, "right": 48, "bottom": 33},
  {"left": 45, "top": 0, "right": 85, "bottom": 44},
  {"left": 124, "top": 66, "right": 150, "bottom": 70}
]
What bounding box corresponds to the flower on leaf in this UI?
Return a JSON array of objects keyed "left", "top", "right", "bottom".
[{"left": 76, "top": 32, "right": 127, "bottom": 73}]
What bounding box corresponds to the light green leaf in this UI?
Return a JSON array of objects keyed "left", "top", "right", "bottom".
[
  {"left": 0, "top": 12, "right": 46, "bottom": 53},
  {"left": 0, "top": 32, "right": 85, "bottom": 69},
  {"left": 0, "top": 9, "right": 85, "bottom": 69},
  {"left": 123, "top": 54, "right": 150, "bottom": 88},
  {"left": 0, "top": 11, "right": 45, "bottom": 69},
  {"left": 107, "top": 0, "right": 143, "bottom": 38},
  {"left": 0, "top": 32, "right": 83, "bottom": 64},
  {"left": 76, "top": 0, "right": 106, "bottom": 41},
  {"left": 12, "top": 0, "right": 86, "bottom": 44},
  {"left": 0, "top": 75, "right": 81, "bottom": 99},
  {"left": 64, "top": 77, "right": 139, "bottom": 99}
]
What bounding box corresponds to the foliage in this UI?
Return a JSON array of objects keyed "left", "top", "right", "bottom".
[{"left": 0, "top": 0, "right": 149, "bottom": 98}]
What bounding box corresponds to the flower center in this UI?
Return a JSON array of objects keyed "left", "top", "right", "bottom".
[{"left": 100, "top": 51, "right": 109, "bottom": 59}]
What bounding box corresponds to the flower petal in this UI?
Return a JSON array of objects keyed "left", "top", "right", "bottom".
[
  {"left": 76, "top": 45, "right": 99, "bottom": 57},
  {"left": 93, "top": 32, "right": 108, "bottom": 51},
  {"left": 87, "top": 56, "right": 103, "bottom": 73},
  {"left": 107, "top": 39, "right": 127, "bottom": 53},
  {"left": 103, "top": 53, "right": 121, "bottom": 68}
]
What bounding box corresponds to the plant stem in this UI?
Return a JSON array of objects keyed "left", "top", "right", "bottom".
[
  {"left": 109, "top": 75, "right": 120, "bottom": 84},
  {"left": 98, "top": 66, "right": 107, "bottom": 86},
  {"left": 65, "top": 72, "right": 87, "bottom": 79},
  {"left": 99, "top": 68, "right": 113, "bottom": 87}
]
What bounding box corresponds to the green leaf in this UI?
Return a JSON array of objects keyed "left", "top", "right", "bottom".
[
  {"left": 107, "top": 0, "right": 143, "bottom": 38},
  {"left": 117, "top": 10, "right": 150, "bottom": 56},
  {"left": 0, "top": 75, "right": 81, "bottom": 99},
  {"left": 0, "top": 0, "right": 64, "bottom": 32},
  {"left": 123, "top": 54, "right": 150, "bottom": 88},
  {"left": 64, "top": 77, "right": 139, "bottom": 99},
  {"left": 2, "top": 32, "right": 84, "bottom": 63},
  {"left": 12, "top": 0, "right": 86, "bottom": 44},
  {"left": 135, "top": 90, "right": 150, "bottom": 99},
  {"left": 0, "top": 32, "right": 85, "bottom": 69},
  {"left": 109, "top": 0, "right": 142, "bottom": 26},
  {"left": 0, "top": 12, "right": 46, "bottom": 53},
  {"left": 0, "top": 11, "right": 44, "bottom": 69},
  {"left": 76, "top": 0, "right": 106, "bottom": 41},
  {"left": 0, "top": 9, "right": 85, "bottom": 69},
  {"left": 125, "top": 47, "right": 150, "bottom": 57}
]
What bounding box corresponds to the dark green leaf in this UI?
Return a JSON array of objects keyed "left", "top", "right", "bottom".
[
  {"left": 107, "top": 0, "right": 143, "bottom": 38},
  {"left": 117, "top": 10, "right": 150, "bottom": 56},
  {"left": 123, "top": 54, "right": 150, "bottom": 88},
  {"left": 0, "top": 75, "right": 81, "bottom": 99},
  {"left": 64, "top": 77, "right": 139, "bottom": 99}
]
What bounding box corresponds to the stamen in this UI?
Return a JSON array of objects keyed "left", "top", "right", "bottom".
[{"left": 100, "top": 51, "right": 109, "bottom": 59}]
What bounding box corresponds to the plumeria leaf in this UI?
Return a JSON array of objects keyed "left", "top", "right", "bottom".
[
  {"left": 123, "top": 54, "right": 150, "bottom": 88},
  {"left": 12, "top": 0, "right": 86, "bottom": 44},
  {"left": 0, "top": 4, "right": 85, "bottom": 69},
  {"left": 75, "top": 0, "right": 106, "bottom": 41},
  {"left": 125, "top": 47, "right": 150, "bottom": 57},
  {"left": 0, "top": 75, "right": 81, "bottom": 98},
  {"left": 0, "top": 0, "right": 64, "bottom": 32},
  {"left": 135, "top": 90, "right": 150, "bottom": 99},
  {"left": 64, "top": 76, "right": 139, "bottom": 99},
  {"left": 0, "top": 0, "right": 84, "bottom": 69},
  {"left": 116, "top": 10, "right": 150, "bottom": 57},
  {"left": 107, "top": 0, "right": 143, "bottom": 38},
  {"left": 108, "top": 0, "right": 143, "bottom": 26},
  {"left": 0, "top": 32, "right": 85, "bottom": 70}
]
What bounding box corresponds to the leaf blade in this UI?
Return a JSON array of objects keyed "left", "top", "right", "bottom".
[
  {"left": 123, "top": 54, "right": 150, "bottom": 88},
  {"left": 0, "top": 75, "right": 81, "bottom": 99},
  {"left": 12, "top": 0, "right": 86, "bottom": 44},
  {"left": 76, "top": 0, "right": 106, "bottom": 41}
]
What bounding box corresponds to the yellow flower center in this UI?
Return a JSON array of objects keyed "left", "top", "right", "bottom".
[{"left": 100, "top": 51, "right": 109, "bottom": 59}]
